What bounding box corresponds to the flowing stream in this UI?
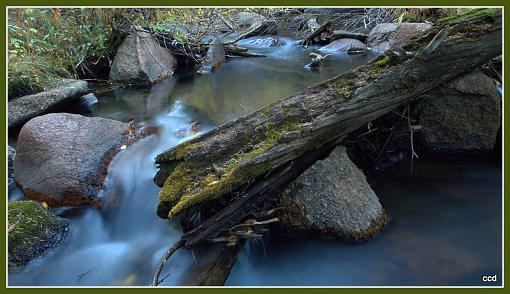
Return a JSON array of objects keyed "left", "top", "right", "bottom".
[{"left": 8, "top": 37, "right": 501, "bottom": 286}]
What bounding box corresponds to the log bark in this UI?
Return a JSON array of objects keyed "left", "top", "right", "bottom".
[
  {"left": 302, "top": 21, "right": 331, "bottom": 46},
  {"left": 154, "top": 9, "right": 501, "bottom": 246},
  {"left": 327, "top": 29, "right": 368, "bottom": 42}
]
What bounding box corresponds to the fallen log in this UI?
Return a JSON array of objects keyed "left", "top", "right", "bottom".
[
  {"left": 155, "top": 9, "right": 501, "bottom": 247},
  {"left": 224, "top": 44, "right": 266, "bottom": 58},
  {"left": 327, "top": 29, "right": 368, "bottom": 42},
  {"left": 302, "top": 20, "right": 331, "bottom": 46}
]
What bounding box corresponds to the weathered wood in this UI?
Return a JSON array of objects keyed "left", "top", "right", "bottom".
[
  {"left": 302, "top": 21, "right": 331, "bottom": 46},
  {"left": 193, "top": 241, "right": 245, "bottom": 286},
  {"left": 182, "top": 139, "right": 340, "bottom": 248},
  {"left": 327, "top": 29, "right": 368, "bottom": 42},
  {"left": 155, "top": 9, "right": 501, "bottom": 244},
  {"left": 224, "top": 44, "right": 266, "bottom": 57}
]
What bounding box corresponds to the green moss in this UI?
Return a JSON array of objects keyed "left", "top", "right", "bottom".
[
  {"left": 373, "top": 56, "right": 391, "bottom": 67},
  {"left": 8, "top": 200, "right": 60, "bottom": 251},
  {"left": 326, "top": 80, "right": 353, "bottom": 100},
  {"left": 405, "top": 8, "right": 500, "bottom": 52},
  {"left": 159, "top": 163, "right": 194, "bottom": 202},
  {"left": 161, "top": 118, "right": 303, "bottom": 218},
  {"left": 435, "top": 8, "right": 499, "bottom": 27},
  {"left": 157, "top": 141, "right": 205, "bottom": 162}
]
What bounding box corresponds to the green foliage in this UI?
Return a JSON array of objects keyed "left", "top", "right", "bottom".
[{"left": 8, "top": 8, "right": 116, "bottom": 99}]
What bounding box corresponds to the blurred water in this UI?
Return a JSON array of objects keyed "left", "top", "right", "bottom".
[
  {"left": 9, "top": 36, "right": 377, "bottom": 286},
  {"left": 9, "top": 36, "right": 501, "bottom": 286},
  {"left": 226, "top": 155, "right": 502, "bottom": 286}
]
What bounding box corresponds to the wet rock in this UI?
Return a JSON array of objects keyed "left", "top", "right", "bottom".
[
  {"left": 8, "top": 200, "right": 69, "bottom": 272},
  {"left": 8, "top": 146, "right": 16, "bottom": 186},
  {"left": 110, "top": 31, "right": 177, "bottom": 84},
  {"left": 416, "top": 70, "right": 501, "bottom": 152},
  {"left": 367, "top": 23, "right": 431, "bottom": 52},
  {"left": 13, "top": 113, "right": 153, "bottom": 207},
  {"left": 319, "top": 38, "right": 367, "bottom": 54},
  {"left": 198, "top": 37, "right": 225, "bottom": 74},
  {"left": 276, "top": 146, "right": 387, "bottom": 241},
  {"left": 8, "top": 79, "right": 88, "bottom": 129},
  {"left": 249, "top": 36, "right": 284, "bottom": 47},
  {"left": 234, "top": 12, "right": 266, "bottom": 27}
]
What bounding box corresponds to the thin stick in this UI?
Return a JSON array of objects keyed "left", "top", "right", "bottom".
[{"left": 151, "top": 239, "right": 185, "bottom": 286}]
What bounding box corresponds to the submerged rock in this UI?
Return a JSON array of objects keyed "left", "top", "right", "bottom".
[
  {"left": 8, "top": 79, "right": 88, "bottom": 129},
  {"left": 416, "top": 70, "right": 501, "bottom": 152},
  {"left": 8, "top": 200, "right": 69, "bottom": 272},
  {"left": 367, "top": 23, "right": 431, "bottom": 52},
  {"left": 276, "top": 146, "right": 387, "bottom": 241},
  {"left": 13, "top": 113, "right": 153, "bottom": 207},
  {"left": 8, "top": 146, "right": 16, "bottom": 186},
  {"left": 198, "top": 37, "right": 225, "bottom": 74},
  {"left": 80, "top": 93, "right": 99, "bottom": 106},
  {"left": 110, "top": 31, "right": 177, "bottom": 84},
  {"left": 319, "top": 38, "right": 367, "bottom": 54},
  {"left": 249, "top": 36, "right": 284, "bottom": 47}
]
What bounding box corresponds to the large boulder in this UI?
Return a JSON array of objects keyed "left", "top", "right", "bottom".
[
  {"left": 8, "top": 79, "right": 88, "bottom": 129},
  {"left": 367, "top": 23, "right": 431, "bottom": 52},
  {"left": 319, "top": 38, "right": 367, "bottom": 54},
  {"left": 110, "top": 31, "right": 177, "bottom": 84},
  {"left": 13, "top": 113, "right": 153, "bottom": 207},
  {"left": 416, "top": 70, "right": 501, "bottom": 152},
  {"left": 198, "top": 37, "right": 225, "bottom": 74},
  {"left": 8, "top": 200, "right": 69, "bottom": 272},
  {"left": 276, "top": 146, "right": 387, "bottom": 241},
  {"left": 8, "top": 146, "right": 16, "bottom": 186}
]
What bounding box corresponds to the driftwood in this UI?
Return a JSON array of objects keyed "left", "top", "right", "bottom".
[
  {"left": 327, "top": 29, "right": 368, "bottom": 42},
  {"left": 302, "top": 21, "right": 331, "bottom": 46},
  {"left": 193, "top": 241, "right": 245, "bottom": 286},
  {"left": 154, "top": 9, "right": 501, "bottom": 249},
  {"left": 224, "top": 44, "right": 266, "bottom": 58}
]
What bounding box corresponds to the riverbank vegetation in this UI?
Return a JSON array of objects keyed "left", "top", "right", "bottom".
[{"left": 8, "top": 7, "right": 462, "bottom": 100}]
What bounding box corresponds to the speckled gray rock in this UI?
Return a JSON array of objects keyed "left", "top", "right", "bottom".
[
  {"left": 416, "top": 70, "right": 501, "bottom": 152},
  {"left": 249, "top": 36, "right": 284, "bottom": 47},
  {"left": 319, "top": 38, "right": 367, "bottom": 54},
  {"left": 367, "top": 23, "right": 431, "bottom": 52},
  {"left": 13, "top": 113, "right": 152, "bottom": 207},
  {"left": 8, "top": 79, "right": 88, "bottom": 129},
  {"left": 276, "top": 146, "right": 387, "bottom": 240},
  {"left": 110, "top": 31, "right": 177, "bottom": 84},
  {"left": 8, "top": 146, "right": 16, "bottom": 186}
]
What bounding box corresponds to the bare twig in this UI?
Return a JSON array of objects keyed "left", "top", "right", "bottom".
[{"left": 151, "top": 239, "right": 185, "bottom": 287}]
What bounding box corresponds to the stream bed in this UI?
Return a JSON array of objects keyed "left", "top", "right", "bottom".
[{"left": 8, "top": 37, "right": 502, "bottom": 286}]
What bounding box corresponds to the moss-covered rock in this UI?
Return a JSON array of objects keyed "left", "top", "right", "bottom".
[{"left": 8, "top": 200, "right": 69, "bottom": 272}]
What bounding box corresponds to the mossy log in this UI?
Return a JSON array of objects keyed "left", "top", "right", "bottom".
[{"left": 155, "top": 9, "right": 501, "bottom": 247}]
